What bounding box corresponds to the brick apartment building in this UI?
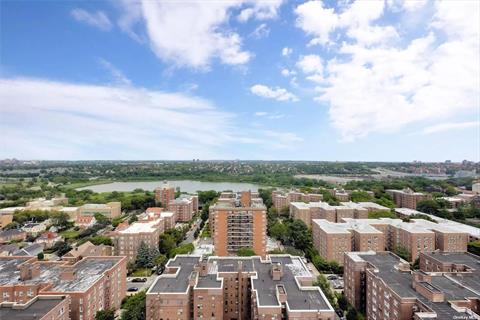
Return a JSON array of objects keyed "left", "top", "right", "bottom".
[
  {"left": 209, "top": 191, "right": 267, "bottom": 257},
  {"left": 387, "top": 188, "right": 426, "bottom": 209},
  {"left": 0, "top": 295, "right": 70, "bottom": 320},
  {"left": 289, "top": 201, "right": 374, "bottom": 228},
  {"left": 167, "top": 194, "right": 198, "bottom": 222},
  {"left": 312, "top": 218, "right": 468, "bottom": 264},
  {"left": 344, "top": 251, "right": 480, "bottom": 319},
  {"left": 154, "top": 183, "right": 175, "bottom": 208},
  {"left": 110, "top": 214, "right": 164, "bottom": 262},
  {"left": 0, "top": 256, "right": 126, "bottom": 320},
  {"left": 272, "top": 190, "right": 323, "bottom": 210},
  {"left": 146, "top": 255, "right": 335, "bottom": 320}
]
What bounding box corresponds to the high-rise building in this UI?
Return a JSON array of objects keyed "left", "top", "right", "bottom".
[
  {"left": 209, "top": 191, "right": 267, "bottom": 257},
  {"left": 146, "top": 255, "right": 335, "bottom": 320},
  {"left": 154, "top": 183, "right": 175, "bottom": 208},
  {"left": 167, "top": 194, "right": 198, "bottom": 222}
]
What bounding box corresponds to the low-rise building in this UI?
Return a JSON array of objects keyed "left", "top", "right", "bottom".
[
  {"left": 78, "top": 202, "right": 121, "bottom": 219},
  {"left": 35, "top": 232, "right": 62, "bottom": 249},
  {"left": 0, "top": 255, "right": 127, "bottom": 320},
  {"left": 0, "top": 229, "right": 26, "bottom": 244},
  {"left": 74, "top": 215, "right": 96, "bottom": 228},
  {"left": 26, "top": 195, "right": 68, "bottom": 208},
  {"left": 13, "top": 243, "right": 45, "bottom": 257},
  {"left": 146, "top": 255, "right": 335, "bottom": 320},
  {"left": 0, "top": 295, "right": 70, "bottom": 320},
  {"left": 22, "top": 221, "right": 49, "bottom": 236}
]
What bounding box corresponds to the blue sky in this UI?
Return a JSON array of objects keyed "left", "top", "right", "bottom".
[{"left": 1, "top": 0, "right": 479, "bottom": 161}]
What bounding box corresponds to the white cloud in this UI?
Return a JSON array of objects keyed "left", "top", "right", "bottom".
[
  {"left": 281, "top": 69, "right": 296, "bottom": 77},
  {"left": 282, "top": 47, "right": 293, "bottom": 56},
  {"left": 295, "top": 1, "right": 339, "bottom": 45},
  {"left": 251, "top": 23, "right": 270, "bottom": 39},
  {"left": 250, "top": 84, "right": 298, "bottom": 102},
  {"left": 421, "top": 121, "right": 480, "bottom": 135},
  {"left": 116, "top": 0, "right": 284, "bottom": 69},
  {"left": 237, "top": 0, "right": 284, "bottom": 22},
  {"left": 0, "top": 78, "right": 301, "bottom": 159},
  {"left": 255, "top": 111, "right": 285, "bottom": 119},
  {"left": 296, "top": 55, "right": 323, "bottom": 74},
  {"left": 71, "top": 8, "right": 112, "bottom": 31},
  {"left": 294, "top": 0, "right": 480, "bottom": 142},
  {"left": 98, "top": 58, "right": 131, "bottom": 86}
]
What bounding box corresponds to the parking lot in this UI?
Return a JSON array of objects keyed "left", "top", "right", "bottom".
[{"left": 126, "top": 275, "right": 156, "bottom": 295}]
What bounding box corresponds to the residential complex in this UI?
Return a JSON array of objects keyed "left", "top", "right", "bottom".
[
  {"left": 209, "top": 191, "right": 267, "bottom": 257},
  {"left": 0, "top": 255, "right": 126, "bottom": 320},
  {"left": 272, "top": 190, "right": 323, "bottom": 210},
  {"left": 154, "top": 183, "right": 175, "bottom": 207},
  {"left": 146, "top": 255, "right": 335, "bottom": 320},
  {"left": 312, "top": 217, "right": 468, "bottom": 264},
  {"left": 110, "top": 213, "right": 164, "bottom": 262},
  {"left": 167, "top": 194, "right": 199, "bottom": 222},
  {"left": 344, "top": 251, "right": 480, "bottom": 319},
  {"left": 387, "top": 188, "right": 426, "bottom": 209},
  {"left": 289, "top": 201, "right": 377, "bottom": 227},
  {"left": 0, "top": 295, "right": 70, "bottom": 320}
]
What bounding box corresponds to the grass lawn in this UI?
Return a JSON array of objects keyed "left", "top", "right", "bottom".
[
  {"left": 131, "top": 268, "right": 152, "bottom": 277},
  {"left": 62, "top": 179, "right": 113, "bottom": 189},
  {"left": 60, "top": 229, "right": 80, "bottom": 239}
]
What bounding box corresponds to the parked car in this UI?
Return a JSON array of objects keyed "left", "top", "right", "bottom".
[
  {"left": 127, "top": 287, "right": 139, "bottom": 292},
  {"left": 132, "top": 277, "right": 147, "bottom": 282},
  {"left": 326, "top": 274, "right": 338, "bottom": 280}
]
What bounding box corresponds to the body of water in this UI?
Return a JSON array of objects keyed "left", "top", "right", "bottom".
[{"left": 76, "top": 180, "right": 261, "bottom": 193}]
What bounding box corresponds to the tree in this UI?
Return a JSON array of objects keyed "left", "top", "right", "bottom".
[
  {"left": 37, "top": 252, "right": 44, "bottom": 260},
  {"left": 136, "top": 241, "right": 159, "bottom": 269},
  {"left": 368, "top": 210, "right": 397, "bottom": 219},
  {"left": 394, "top": 245, "right": 411, "bottom": 261},
  {"left": 49, "top": 211, "right": 72, "bottom": 230},
  {"left": 121, "top": 291, "right": 146, "bottom": 320},
  {"left": 346, "top": 308, "right": 359, "bottom": 320},
  {"left": 52, "top": 241, "right": 72, "bottom": 257},
  {"left": 154, "top": 254, "right": 167, "bottom": 270},
  {"left": 314, "top": 275, "right": 336, "bottom": 308},
  {"left": 95, "top": 309, "right": 115, "bottom": 320},
  {"left": 269, "top": 221, "right": 289, "bottom": 243},
  {"left": 288, "top": 219, "right": 312, "bottom": 251},
  {"left": 94, "top": 213, "right": 109, "bottom": 226},
  {"left": 237, "top": 247, "right": 256, "bottom": 256},
  {"left": 159, "top": 233, "right": 176, "bottom": 256},
  {"left": 350, "top": 191, "right": 373, "bottom": 202},
  {"left": 417, "top": 199, "right": 440, "bottom": 215},
  {"left": 87, "top": 235, "right": 113, "bottom": 246},
  {"left": 337, "top": 292, "right": 348, "bottom": 311},
  {"left": 170, "top": 243, "right": 194, "bottom": 257}
]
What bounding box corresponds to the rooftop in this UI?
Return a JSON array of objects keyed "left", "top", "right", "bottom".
[
  {"left": 148, "top": 255, "right": 333, "bottom": 312},
  {"left": 0, "top": 296, "right": 68, "bottom": 320},
  {"left": 0, "top": 256, "right": 123, "bottom": 292},
  {"left": 118, "top": 218, "right": 162, "bottom": 234}
]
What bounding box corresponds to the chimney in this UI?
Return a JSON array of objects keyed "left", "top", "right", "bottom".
[
  {"left": 19, "top": 263, "right": 41, "bottom": 281},
  {"left": 240, "top": 191, "right": 251, "bottom": 207},
  {"left": 60, "top": 268, "right": 76, "bottom": 281},
  {"left": 271, "top": 262, "right": 283, "bottom": 281}
]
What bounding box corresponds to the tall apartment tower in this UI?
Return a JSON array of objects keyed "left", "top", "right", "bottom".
[
  {"left": 154, "top": 182, "right": 175, "bottom": 208},
  {"left": 209, "top": 191, "right": 267, "bottom": 257},
  {"left": 387, "top": 188, "right": 426, "bottom": 209}
]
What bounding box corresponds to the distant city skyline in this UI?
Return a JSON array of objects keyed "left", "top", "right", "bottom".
[{"left": 1, "top": 0, "right": 479, "bottom": 161}]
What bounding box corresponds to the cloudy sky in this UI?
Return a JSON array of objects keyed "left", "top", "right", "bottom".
[{"left": 1, "top": 0, "right": 479, "bottom": 161}]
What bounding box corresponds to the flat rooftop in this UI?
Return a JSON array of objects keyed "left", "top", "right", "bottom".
[
  {"left": 357, "top": 252, "right": 478, "bottom": 319},
  {"left": 0, "top": 256, "right": 123, "bottom": 292},
  {"left": 148, "top": 255, "right": 333, "bottom": 312},
  {"left": 118, "top": 219, "right": 162, "bottom": 234},
  {"left": 0, "top": 296, "right": 67, "bottom": 320}
]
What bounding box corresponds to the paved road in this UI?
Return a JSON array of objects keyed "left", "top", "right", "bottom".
[
  {"left": 180, "top": 218, "right": 202, "bottom": 245},
  {"left": 126, "top": 275, "right": 156, "bottom": 295}
]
